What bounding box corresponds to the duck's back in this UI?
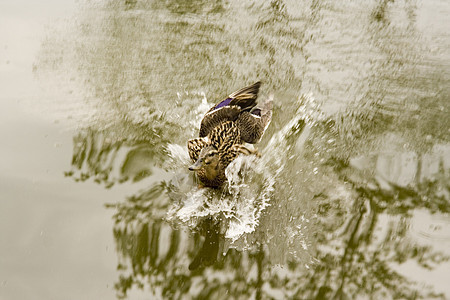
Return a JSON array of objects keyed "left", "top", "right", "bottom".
[{"left": 199, "top": 82, "right": 261, "bottom": 138}]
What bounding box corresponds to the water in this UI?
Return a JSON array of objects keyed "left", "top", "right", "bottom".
[{"left": 1, "top": 0, "right": 449, "bottom": 299}]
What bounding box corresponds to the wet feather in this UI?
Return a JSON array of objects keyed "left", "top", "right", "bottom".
[{"left": 187, "top": 82, "right": 272, "bottom": 187}]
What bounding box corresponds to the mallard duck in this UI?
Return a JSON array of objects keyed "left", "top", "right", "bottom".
[{"left": 187, "top": 81, "right": 272, "bottom": 187}]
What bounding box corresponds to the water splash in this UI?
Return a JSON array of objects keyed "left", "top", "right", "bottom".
[{"left": 166, "top": 93, "right": 322, "bottom": 245}]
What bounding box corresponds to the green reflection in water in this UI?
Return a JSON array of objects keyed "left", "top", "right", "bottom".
[{"left": 34, "top": 0, "right": 450, "bottom": 299}]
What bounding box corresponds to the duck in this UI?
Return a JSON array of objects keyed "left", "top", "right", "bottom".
[{"left": 187, "top": 81, "right": 272, "bottom": 187}]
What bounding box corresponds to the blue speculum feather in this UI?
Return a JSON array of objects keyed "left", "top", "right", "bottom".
[{"left": 214, "top": 98, "right": 232, "bottom": 110}]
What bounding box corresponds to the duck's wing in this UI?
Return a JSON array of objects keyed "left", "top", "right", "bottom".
[
  {"left": 206, "top": 81, "right": 261, "bottom": 113},
  {"left": 224, "top": 81, "right": 261, "bottom": 111},
  {"left": 237, "top": 95, "right": 273, "bottom": 144},
  {"left": 199, "top": 106, "right": 241, "bottom": 138},
  {"left": 187, "top": 138, "right": 208, "bottom": 162},
  {"left": 199, "top": 81, "right": 261, "bottom": 138}
]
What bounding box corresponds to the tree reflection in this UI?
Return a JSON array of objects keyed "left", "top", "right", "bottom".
[
  {"left": 65, "top": 126, "right": 175, "bottom": 187},
  {"left": 308, "top": 158, "right": 449, "bottom": 299},
  {"left": 99, "top": 98, "right": 449, "bottom": 298},
  {"left": 104, "top": 151, "right": 448, "bottom": 299},
  {"left": 34, "top": 0, "right": 450, "bottom": 298}
]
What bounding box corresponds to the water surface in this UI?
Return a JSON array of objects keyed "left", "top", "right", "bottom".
[{"left": 1, "top": 0, "right": 450, "bottom": 299}]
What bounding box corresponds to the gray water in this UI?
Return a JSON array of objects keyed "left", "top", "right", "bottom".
[{"left": 1, "top": 0, "right": 449, "bottom": 299}]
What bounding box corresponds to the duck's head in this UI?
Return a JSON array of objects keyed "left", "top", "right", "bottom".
[{"left": 189, "top": 146, "right": 219, "bottom": 172}]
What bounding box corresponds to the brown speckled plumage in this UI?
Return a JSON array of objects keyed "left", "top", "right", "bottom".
[{"left": 187, "top": 81, "right": 272, "bottom": 187}]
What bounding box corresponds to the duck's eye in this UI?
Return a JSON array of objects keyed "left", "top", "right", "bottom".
[{"left": 204, "top": 160, "right": 211, "bottom": 165}]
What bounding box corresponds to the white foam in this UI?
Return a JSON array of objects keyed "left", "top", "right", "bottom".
[{"left": 166, "top": 93, "right": 322, "bottom": 246}]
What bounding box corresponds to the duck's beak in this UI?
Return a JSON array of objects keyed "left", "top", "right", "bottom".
[{"left": 188, "top": 159, "right": 202, "bottom": 171}]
